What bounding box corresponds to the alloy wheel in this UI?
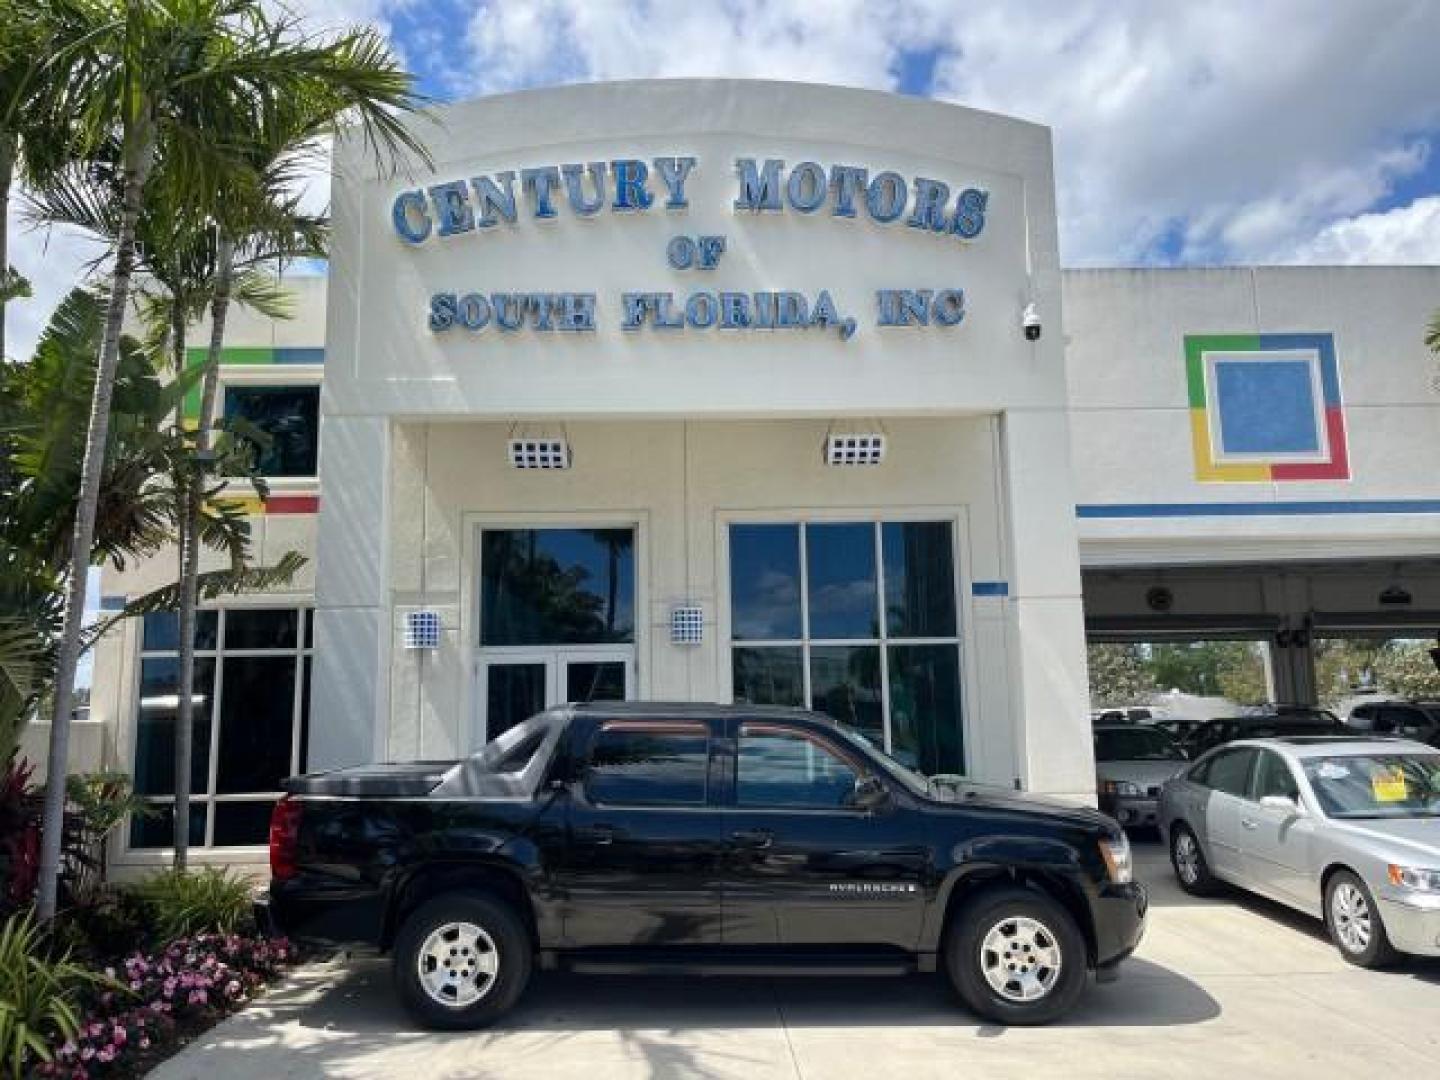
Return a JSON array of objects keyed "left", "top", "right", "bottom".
[
  {"left": 416, "top": 921, "right": 500, "bottom": 1008},
  {"left": 1174, "top": 832, "right": 1201, "bottom": 885},
  {"left": 1331, "top": 882, "right": 1372, "bottom": 954},
  {"left": 979, "top": 916, "right": 1063, "bottom": 1003}
]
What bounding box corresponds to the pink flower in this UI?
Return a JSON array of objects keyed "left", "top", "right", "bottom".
[
  {"left": 80, "top": 1048, "right": 95, "bottom": 1062},
  {"left": 112, "top": 1026, "right": 127, "bottom": 1046},
  {"left": 96, "top": 1047, "right": 114, "bottom": 1064},
  {"left": 140, "top": 1038, "right": 151, "bottom": 1050}
]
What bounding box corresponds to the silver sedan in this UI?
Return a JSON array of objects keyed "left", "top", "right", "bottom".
[{"left": 1158, "top": 736, "right": 1440, "bottom": 967}]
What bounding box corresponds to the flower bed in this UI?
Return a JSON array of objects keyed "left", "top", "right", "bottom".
[{"left": 34, "top": 933, "right": 294, "bottom": 1079}]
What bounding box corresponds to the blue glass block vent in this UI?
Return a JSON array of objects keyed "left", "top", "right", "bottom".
[
  {"left": 670, "top": 605, "right": 704, "bottom": 646},
  {"left": 404, "top": 610, "right": 442, "bottom": 650}
]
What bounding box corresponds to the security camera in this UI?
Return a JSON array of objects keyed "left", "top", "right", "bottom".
[{"left": 1022, "top": 302, "right": 1041, "bottom": 341}]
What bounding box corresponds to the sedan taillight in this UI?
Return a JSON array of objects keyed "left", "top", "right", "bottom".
[{"left": 269, "top": 796, "right": 303, "bottom": 881}]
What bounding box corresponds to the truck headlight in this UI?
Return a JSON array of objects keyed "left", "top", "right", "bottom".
[
  {"left": 1388, "top": 865, "right": 1440, "bottom": 892},
  {"left": 1100, "top": 780, "right": 1143, "bottom": 798},
  {"left": 1100, "top": 834, "right": 1133, "bottom": 884}
]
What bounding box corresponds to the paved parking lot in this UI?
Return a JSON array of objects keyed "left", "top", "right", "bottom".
[{"left": 155, "top": 841, "right": 1440, "bottom": 1079}]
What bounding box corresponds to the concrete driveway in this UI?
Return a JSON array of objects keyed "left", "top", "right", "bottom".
[{"left": 153, "top": 842, "right": 1440, "bottom": 1079}]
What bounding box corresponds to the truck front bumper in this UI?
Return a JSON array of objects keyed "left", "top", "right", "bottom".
[{"left": 1092, "top": 881, "right": 1148, "bottom": 972}]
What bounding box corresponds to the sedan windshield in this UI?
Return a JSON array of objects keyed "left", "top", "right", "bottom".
[
  {"left": 1094, "top": 728, "right": 1185, "bottom": 762},
  {"left": 1302, "top": 753, "right": 1440, "bottom": 819}
]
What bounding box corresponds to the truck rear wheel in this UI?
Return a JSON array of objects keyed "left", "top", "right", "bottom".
[
  {"left": 945, "top": 887, "right": 1087, "bottom": 1025},
  {"left": 393, "top": 892, "right": 532, "bottom": 1029}
]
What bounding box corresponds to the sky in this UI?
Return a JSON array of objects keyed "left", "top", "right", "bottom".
[{"left": 6, "top": 0, "right": 1440, "bottom": 359}]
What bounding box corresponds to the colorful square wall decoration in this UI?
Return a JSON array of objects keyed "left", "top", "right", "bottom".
[{"left": 1185, "top": 333, "right": 1349, "bottom": 482}]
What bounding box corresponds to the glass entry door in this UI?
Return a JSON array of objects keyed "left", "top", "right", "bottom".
[
  {"left": 475, "top": 525, "right": 638, "bottom": 748},
  {"left": 477, "top": 647, "right": 633, "bottom": 746}
]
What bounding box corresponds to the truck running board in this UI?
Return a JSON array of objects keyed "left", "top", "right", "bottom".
[{"left": 555, "top": 952, "right": 917, "bottom": 977}]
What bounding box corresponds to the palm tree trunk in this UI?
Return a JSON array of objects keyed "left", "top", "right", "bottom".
[
  {"left": 35, "top": 119, "right": 155, "bottom": 923},
  {"left": 37, "top": 150, "right": 153, "bottom": 915},
  {"left": 0, "top": 130, "right": 15, "bottom": 361},
  {"left": 173, "top": 236, "right": 233, "bottom": 869},
  {"left": 171, "top": 300, "right": 196, "bottom": 869}
]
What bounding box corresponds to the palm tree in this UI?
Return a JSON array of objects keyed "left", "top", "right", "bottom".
[
  {"left": 29, "top": 155, "right": 317, "bottom": 867},
  {"left": 167, "top": 14, "right": 428, "bottom": 870},
  {"left": 1427, "top": 309, "right": 1439, "bottom": 357},
  {"left": 34, "top": 0, "right": 426, "bottom": 920},
  {"left": 1, "top": 284, "right": 305, "bottom": 828}
]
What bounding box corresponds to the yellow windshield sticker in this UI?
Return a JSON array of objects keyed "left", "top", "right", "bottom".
[{"left": 1372, "top": 769, "right": 1409, "bottom": 803}]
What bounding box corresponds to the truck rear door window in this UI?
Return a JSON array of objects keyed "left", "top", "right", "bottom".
[{"left": 585, "top": 723, "right": 709, "bottom": 806}]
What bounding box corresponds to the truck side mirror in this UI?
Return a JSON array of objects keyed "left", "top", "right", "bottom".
[{"left": 853, "top": 775, "right": 891, "bottom": 811}]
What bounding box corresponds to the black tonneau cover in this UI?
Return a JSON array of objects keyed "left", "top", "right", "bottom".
[{"left": 282, "top": 760, "right": 456, "bottom": 797}]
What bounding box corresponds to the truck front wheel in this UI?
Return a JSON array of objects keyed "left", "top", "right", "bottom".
[
  {"left": 945, "top": 887, "right": 1088, "bottom": 1025},
  {"left": 393, "top": 892, "right": 533, "bottom": 1029}
]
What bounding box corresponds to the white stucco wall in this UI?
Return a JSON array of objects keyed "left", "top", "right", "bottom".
[
  {"left": 313, "top": 79, "right": 1093, "bottom": 798},
  {"left": 384, "top": 417, "right": 1025, "bottom": 789},
  {"left": 1064, "top": 267, "right": 1440, "bottom": 566}
]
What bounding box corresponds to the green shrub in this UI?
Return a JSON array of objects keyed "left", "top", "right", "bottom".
[
  {"left": 134, "top": 868, "right": 255, "bottom": 941},
  {"left": 49, "top": 886, "right": 151, "bottom": 964},
  {"left": 0, "top": 911, "right": 108, "bottom": 1079}
]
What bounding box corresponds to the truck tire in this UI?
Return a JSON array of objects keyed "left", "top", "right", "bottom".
[
  {"left": 945, "top": 887, "right": 1087, "bottom": 1025},
  {"left": 393, "top": 892, "right": 532, "bottom": 1029},
  {"left": 1325, "top": 870, "right": 1399, "bottom": 969}
]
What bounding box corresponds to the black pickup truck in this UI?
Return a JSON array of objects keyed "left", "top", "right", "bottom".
[{"left": 264, "top": 703, "right": 1146, "bottom": 1028}]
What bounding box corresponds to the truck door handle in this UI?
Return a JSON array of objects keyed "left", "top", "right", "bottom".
[
  {"left": 577, "top": 825, "right": 617, "bottom": 845},
  {"left": 730, "top": 828, "right": 773, "bottom": 850},
  {"left": 1241, "top": 818, "right": 1258, "bottom": 830}
]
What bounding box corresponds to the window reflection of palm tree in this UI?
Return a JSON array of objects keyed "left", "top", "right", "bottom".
[{"left": 482, "top": 530, "right": 633, "bottom": 644}]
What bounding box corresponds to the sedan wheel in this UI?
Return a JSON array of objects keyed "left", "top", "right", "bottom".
[
  {"left": 1169, "top": 824, "right": 1219, "bottom": 896},
  {"left": 1325, "top": 870, "right": 1398, "bottom": 969}
]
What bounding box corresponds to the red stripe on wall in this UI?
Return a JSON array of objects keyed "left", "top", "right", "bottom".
[
  {"left": 1271, "top": 408, "right": 1349, "bottom": 481},
  {"left": 265, "top": 495, "right": 319, "bottom": 514}
]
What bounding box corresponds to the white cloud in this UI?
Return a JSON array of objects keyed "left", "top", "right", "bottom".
[
  {"left": 9, "top": 0, "right": 1440, "bottom": 356},
  {"left": 1282, "top": 195, "right": 1440, "bottom": 264},
  {"left": 447, "top": 0, "right": 1440, "bottom": 267}
]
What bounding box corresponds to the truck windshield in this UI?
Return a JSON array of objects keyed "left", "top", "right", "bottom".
[
  {"left": 834, "top": 724, "right": 933, "bottom": 796},
  {"left": 1302, "top": 753, "right": 1440, "bottom": 819}
]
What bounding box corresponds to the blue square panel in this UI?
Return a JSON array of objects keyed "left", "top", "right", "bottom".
[{"left": 1213, "top": 358, "right": 1319, "bottom": 455}]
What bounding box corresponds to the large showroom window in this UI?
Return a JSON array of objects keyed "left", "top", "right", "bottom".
[
  {"left": 729, "top": 521, "right": 965, "bottom": 775},
  {"left": 130, "top": 607, "right": 312, "bottom": 849},
  {"left": 222, "top": 384, "right": 320, "bottom": 478}
]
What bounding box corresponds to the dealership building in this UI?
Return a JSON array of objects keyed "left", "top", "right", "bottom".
[{"left": 57, "top": 81, "right": 1440, "bottom": 869}]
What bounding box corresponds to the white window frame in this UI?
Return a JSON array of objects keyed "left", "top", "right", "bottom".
[
  {"left": 717, "top": 509, "right": 975, "bottom": 773},
  {"left": 120, "top": 603, "right": 313, "bottom": 861}
]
